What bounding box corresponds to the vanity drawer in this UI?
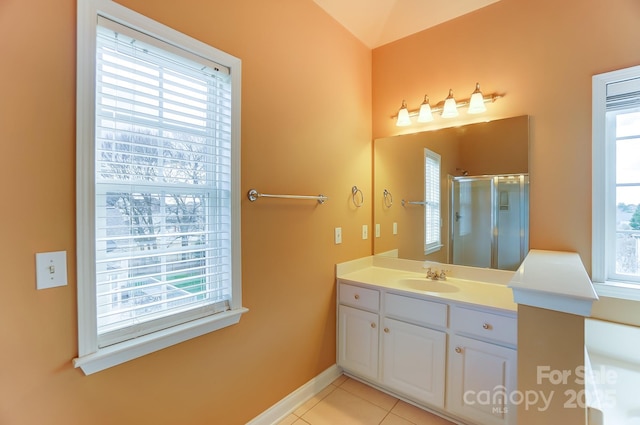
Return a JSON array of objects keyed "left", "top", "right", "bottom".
[
  {"left": 339, "top": 283, "right": 380, "bottom": 312},
  {"left": 384, "top": 293, "right": 447, "bottom": 328},
  {"left": 451, "top": 306, "right": 517, "bottom": 346}
]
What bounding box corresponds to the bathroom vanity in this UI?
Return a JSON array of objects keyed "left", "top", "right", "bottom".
[{"left": 336, "top": 255, "right": 518, "bottom": 425}]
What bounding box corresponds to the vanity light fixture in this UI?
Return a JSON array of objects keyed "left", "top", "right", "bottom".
[
  {"left": 396, "top": 100, "right": 411, "bottom": 126},
  {"left": 417, "top": 95, "right": 434, "bottom": 122},
  {"left": 393, "top": 82, "right": 502, "bottom": 126},
  {"left": 441, "top": 89, "right": 459, "bottom": 118},
  {"left": 468, "top": 83, "right": 487, "bottom": 114}
]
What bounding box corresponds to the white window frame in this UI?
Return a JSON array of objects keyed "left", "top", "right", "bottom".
[
  {"left": 424, "top": 148, "right": 442, "bottom": 254},
  {"left": 592, "top": 64, "right": 640, "bottom": 301},
  {"left": 73, "top": 0, "right": 246, "bottom": 375}
]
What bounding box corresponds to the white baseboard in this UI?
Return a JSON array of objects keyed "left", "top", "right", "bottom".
[{"left": 246, "top": 364, "right": 342, "bottom": 425}]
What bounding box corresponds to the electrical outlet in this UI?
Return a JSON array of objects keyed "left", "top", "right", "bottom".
[
  {"left": 35, "top": 251, "right": 68, "bottom": 290},
  {"left": 334, "top": 227, "right": 342, "bottom": 244},
  {"left": 362, "top": 224, "right": 368, "bottom": 240},
  {"left": 375, "top": 223, "right": 381, "bottom": 238},
  {"left": 393, "top": 222, "right": 398, "bottom": 235}
]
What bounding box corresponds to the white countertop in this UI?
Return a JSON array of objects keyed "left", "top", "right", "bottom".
[
  {"left": 507, "top": 249, "right": 598, "bottom": 316},
  {"left": 336, "top": 257, "right": 517, "bottom": 313}
]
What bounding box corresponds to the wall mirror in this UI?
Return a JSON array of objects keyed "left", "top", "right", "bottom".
[{"left": 373, "top": 115, "right": 529, "bottom": 271}]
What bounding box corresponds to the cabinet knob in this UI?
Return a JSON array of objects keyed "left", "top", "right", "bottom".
[
  {"left": 384, "top": 328, "right": 389, "bottom": 333},
  {"left": 354, "top": 294, "right": 360, "bottom": 300},
  {"left": 455, "top": 346, "right": 463, "bottom": 354},
  {"left": 482, "top": 323, "right": 491, "bottom": 330},
  {"left": 371, "top": 323, "right": 376, "bottom": 329}
]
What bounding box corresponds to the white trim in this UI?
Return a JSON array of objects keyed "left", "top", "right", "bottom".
[
  {"left": 592, "top": 65, "right": 640, "bottom": 288},
  {"left": 591, "top": 70, "right": 606, "bottom": 283},
  {"left": 425, "top": 244, "right": 444, "bottom": 255},
  {"left": 593, "top": 282, "right": 640, "bottom": 301},
  {"left": 74, "top": 307, "right": 248, "bottom": 375},
  {"left": 245, "top": 365, "right": 343, "bottom": 425},
  {"left": 76, "top": 0, "right": 99, "bottom": 357},
  {"left": 76, "top": 0, "right": 244, "bottom": 371}
]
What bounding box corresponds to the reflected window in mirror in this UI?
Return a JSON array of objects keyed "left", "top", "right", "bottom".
[
  {"left": 425, "top": 148, "right": 442, "bottom": 254},
  {"left": 373, "top": 115, "right": 529, "bottom": 270}
]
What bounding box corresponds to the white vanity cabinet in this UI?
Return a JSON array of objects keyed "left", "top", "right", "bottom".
[
  {"left": 337, "top": 283, "right": 380, "bottom": 381},
  {"left": 337, "top": 276, "right": 518, "bottom": 425},
  {"left": 381, "top": 293, "right": 447, "bottom": 408},
  {"left": 447, "top": 306, "right": 517, "bottom": 425},
  {"left": 338, "top": 283, "right": 448, "bottom": 408}
]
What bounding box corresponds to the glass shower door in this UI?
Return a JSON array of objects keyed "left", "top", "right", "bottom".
[
  {"left": 495, "top": 175, "right": 529, "bottom": 270},
  {"left": 450, "top": 174, "right": 529, "bottom": 270},
  {"left": 451, "top": 177, "right": 493, "bottom": 268}
]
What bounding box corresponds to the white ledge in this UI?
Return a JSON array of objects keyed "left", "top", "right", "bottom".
[
  {"left": 73, "top": 307, "right": 249, "bottom": 375},
  {"left": 508, "top": 250, "right": 598, "bottom": 316}
]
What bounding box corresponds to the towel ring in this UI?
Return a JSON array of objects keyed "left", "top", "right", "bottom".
[
  {"left": 352, "top": 186, "right": 364, "bottom": 208},
  {"left": 383, "top": 189, "right": 393, "bottom": 208}
]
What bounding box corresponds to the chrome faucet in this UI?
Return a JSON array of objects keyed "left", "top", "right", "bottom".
[
  {"left": 425, "top": 267, "right": 449, "bottom": 281},
  {"left": 426, "top": 267, "right": 439, "bottom": 280}
]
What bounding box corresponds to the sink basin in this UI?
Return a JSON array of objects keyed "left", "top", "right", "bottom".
[{"left": 396, "top": 278, "right": 460, "bottom": 293}]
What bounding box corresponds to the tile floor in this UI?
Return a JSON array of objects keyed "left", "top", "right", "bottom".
[{"left": 276, "top": 375, "right": 457, "bottom": 425}]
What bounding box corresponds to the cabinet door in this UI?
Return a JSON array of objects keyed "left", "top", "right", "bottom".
[
  {"left": 382, "top": 317, "right": 446, "bottom": 408},
  {"left": 338, "top": 305, "right": 379, "bottom": 381},
  {"left": 448, "top": 334, "right": 517, "bottom": 425}
]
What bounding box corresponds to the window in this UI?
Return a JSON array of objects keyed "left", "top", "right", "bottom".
[
  {"left": 424, "top": 148, "right": 442, "bottom": 254},
  {"left": 592, "top": 64, "right": 640, "bottom": 300},
  {"left": 74, "top": 0, "right": 245, "bottom": 375}
]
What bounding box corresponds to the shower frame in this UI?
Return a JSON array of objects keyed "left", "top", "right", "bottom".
[{"left": 448, "top": 173, "right": 529, "bottom": 270}]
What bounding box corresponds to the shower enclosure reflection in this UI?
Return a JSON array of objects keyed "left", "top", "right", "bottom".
[
  {"left": 373, "top": 115, "right": 530, "bottom": 270},
  {"left": 451, "top": 174, "right": 529, "bottom": 271}
]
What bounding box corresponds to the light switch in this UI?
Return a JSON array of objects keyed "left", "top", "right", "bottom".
[
  {"left": 375, "top": 223, "right": 381, "bottom": 238},
  {"left": 393, "top": 222, "right": 398, "bottom": 235},
  {"left": 334, "top": 227, "right": 342, "bottom": 244},
  {"left": 36, "top": 251, "right": 68, "bottom": 290},
  {"left": 362, "top": 224, "right": 368, "bottom": 240}
]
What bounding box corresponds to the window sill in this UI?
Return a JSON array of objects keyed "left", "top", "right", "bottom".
[
  {"left": 73, "top": 307, "right": 248, "bottom": 375},
  {"left": 424, "top": 244, "right": 443, "bottom": 255},
  {"left": 593, "top": 282, "right": 640, "bottom": 302}
]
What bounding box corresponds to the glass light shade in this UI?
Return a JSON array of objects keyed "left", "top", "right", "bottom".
[
  {"left": 468, "top": 83, "right": 487, "bottom": 114},
  {"left": 396, "top": 101, "right": 411, "bottom": 126},
  {"left": 417, "top": 96, "right": 433, "bottom": 122},
  {"left": 441, "top": 90, "right": 458, "bottom": 118}
]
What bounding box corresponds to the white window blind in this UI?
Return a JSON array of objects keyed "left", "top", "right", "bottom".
[
  {"left": 95, "top": 17, "right": 234, "bottom": 346},
  {"left": 424, "top": 148, "right": 442, "bottom": 254}
]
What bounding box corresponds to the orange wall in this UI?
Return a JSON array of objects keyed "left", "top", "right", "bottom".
[
  {"left": 0, "top": 1, "right": 371, "bottom": 424},
  {"left": 3, "top": 0, "right": 640, "bottom": 423},
  {"left": 517, "top": 306, "right": 585, "bottom": 424},
  {"left": 372, "top": 0, "right": 640, "bottom": 326}
]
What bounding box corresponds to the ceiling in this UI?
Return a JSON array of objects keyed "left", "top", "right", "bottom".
[{"left": 312, "top": 0, "right": 500, "bottom": 49}]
